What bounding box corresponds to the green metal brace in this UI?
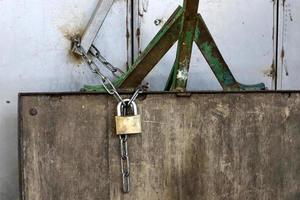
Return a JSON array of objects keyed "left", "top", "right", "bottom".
[{"left": 84, "top": 0, "right": 265, "bottom": 92}]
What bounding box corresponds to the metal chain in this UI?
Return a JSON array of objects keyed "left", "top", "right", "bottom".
[
  {"left": 73, "top": 39, "right": 147, "bottom": 103},
  {"left": 90, "top": 45, "right": 125, "bottom": 78},
  {"left": 74, "top": 41, "right": 125, "bottom": 103},
  {"left": 120, "top": 134, "right": 130, "bottom": 192},
  {"left": 72, "top": 38, "right": 147, "bottom": 193},
  {"left": 118, "top": 101, "right": 132, "bottom": 193}
]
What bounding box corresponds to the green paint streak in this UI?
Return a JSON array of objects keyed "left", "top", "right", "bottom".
[
  {"left": 83, "top": 75, "right": 125, "bottom": 92},
  {"left": 82, "top": 85, "right": 105, "bottom": 92},
  {"left": 185, "top": 31, "right": 194, "bottom": 47},
  {"left": 200, "top": 42, "right": 265, "bottom": 91},
  {"left": 195, "top": 15, "right": 265, "bottom": 91},
  {"left": 194, "top": 26, "right": 201, "bottom": 42},
  {"left": 119, "top": 6, "right": 184, "bottom": 84},
  {"left": 238, "top": 83, "right": 266, "bottom": 91},
  {"left": 200, "top": 42, "right": 235, "bottom": 85}
]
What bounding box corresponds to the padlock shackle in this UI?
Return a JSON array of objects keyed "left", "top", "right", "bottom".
[{"left": 117, "top": 99, "right": 138, "bottom": 116}]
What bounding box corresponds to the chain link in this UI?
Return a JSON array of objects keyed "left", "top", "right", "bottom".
[
  {"left": 73, "top": 39, "right": 147, "bottom": 104},
  {"left": 119, "top": 134, "right": 130, "bottom": 192},
  {"left": 128, "top": 84, "right": 148, "bottom": 106},
  {"left": 72, "top": 38, "right": 147, "bottom": 193},
  {"left": 90, "top": 45, "right": 125, "bottom": 77},
  {"left": 118, "top": 101, "right": 132, "bottom": 193},
  {"left": 74, "top": 40, "right": 125, "bottom": 103}
]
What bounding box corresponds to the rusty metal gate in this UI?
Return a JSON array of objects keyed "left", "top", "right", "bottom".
[{"left": 19, "top": 92, "right": 300, "bottom": 200}]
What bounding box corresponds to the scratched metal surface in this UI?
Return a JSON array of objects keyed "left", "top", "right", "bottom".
[{"left": 19, "top": 92, "right": 300, "bottom": 200}]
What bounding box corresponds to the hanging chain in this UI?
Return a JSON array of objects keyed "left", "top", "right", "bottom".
[
  {"left": 72, "top": 38, "right": 147, "bottom": 102},
  {"left": 120, "top": 134, "right": 130, "bottom": 192},
  {"left": 72, "top": 37, "right": 147, "bottom": 193},
  {"left": 119, "top": 101, "right": 130, "bottom": 192},
  {"left": 117, "top": 88, "right": 145, "bottom": 193},
  {"left": 119, "top": 134, "right": 130, "bottom": 192},
  {"left": 128, "top": 85, "right": 145, "bottom": 105}
]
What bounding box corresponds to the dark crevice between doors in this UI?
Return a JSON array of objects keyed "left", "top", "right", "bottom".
[
  {"left": 274, "top": 0, "right": 281, "bottom": 90},
  {"left": 130, "top": 0, "right": 135, "bottom": 66}
]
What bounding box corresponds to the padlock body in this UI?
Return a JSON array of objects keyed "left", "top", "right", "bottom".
[{"left": 115, "top": 115, "right": 142, "bottom": 135}]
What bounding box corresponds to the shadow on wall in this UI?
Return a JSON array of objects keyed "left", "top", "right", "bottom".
[{"left": 0, "top": 113, "right": 19, "bottom": 200}]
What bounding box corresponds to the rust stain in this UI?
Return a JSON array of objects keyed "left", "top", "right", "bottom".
[
  {"left": 68, "top": 49, "right": 83, "bottom": 65},
  {"left": 54, "top": 5, "right": 91, "bottom": 66},
  {"left": 289, "top": 13, "right": 293, "bottom": 22},
  {"left": 262, "top": 62, "right": 275, "bottom": 78},
  {"left": 281, "top": 48, "right": 285, "bottom": 62},
  {"left": 58, "top": 24, "right": 84, "bottom": 42},
  {"left": 281, "top": 48, "right": 289, "bottom": 76},
  {"left": 142, "top": 0, "right": 149, "bottom": 13},
  {"left": 126, "top": 0, "right": 130, "bottom": 68},
  {"left": 283, "top": 0, "right": 286, "bottom": 7},
  {"left": 126, "top": 27, "right": 130, "bottom": 68},
  {"left": 136, "top": 27, "right": 141, "bottom": 55},
  {"left": 58, "top": 25, "right": 85, "bottom": 65}
]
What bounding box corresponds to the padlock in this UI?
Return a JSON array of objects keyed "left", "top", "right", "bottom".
[{"left": 115, "top": 99, "right": 142, "bottom": 135}]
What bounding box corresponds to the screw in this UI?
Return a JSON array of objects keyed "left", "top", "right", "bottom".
[
  {"left": 29, "top": 108, "right": 38, "bottom": 116},
  {"left": 154, "top": 19, "right": 162, "bottom": 25}
]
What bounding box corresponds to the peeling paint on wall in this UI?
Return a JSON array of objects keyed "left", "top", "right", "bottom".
[{"left": 176, "top": 68, "right": 189, "bottom": 81}]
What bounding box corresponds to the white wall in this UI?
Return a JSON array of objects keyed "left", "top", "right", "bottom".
[
  {"left": 277, "top": 0, "right": 300, "bottom": 89},
  {"left": 0, "top": 0, "right": 128, "bottom": 199},
  {"left": 0, "top": 0, "right": 299, "bottom": 199}
]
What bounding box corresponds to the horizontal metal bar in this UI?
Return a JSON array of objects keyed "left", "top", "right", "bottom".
[{"left": 19, "top": 90, "right": 300, "bottom": 98}]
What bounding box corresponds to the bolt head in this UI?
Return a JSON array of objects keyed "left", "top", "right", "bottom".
[{"left": 29, "top": 108, "right": 38, "bottom": 116}]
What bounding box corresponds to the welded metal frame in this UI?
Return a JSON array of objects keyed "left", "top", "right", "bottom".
[{"left": 76, "top": 0, "right": 265, "bottom": 92}]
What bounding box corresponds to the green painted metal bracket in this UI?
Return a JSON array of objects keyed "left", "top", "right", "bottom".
[
  {"left": 193, "top": 14, "right": 265, "bottom": 91},
  {"left": 165, "top": 2, "right": 265, "bottom": 91},
  {"left": 168, "top": 0, "right": 199, "bottom": 91},
  {"left": 84, "top": 0, "right": 265, "bottom": 92}
]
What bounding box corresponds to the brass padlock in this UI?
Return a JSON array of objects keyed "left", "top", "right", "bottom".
[{"left": 115, "top": 99, "right": 142, "bottom": 135}]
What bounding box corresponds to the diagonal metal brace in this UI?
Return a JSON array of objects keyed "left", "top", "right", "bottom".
[
  {"left": 74, "top": 0, "right": 115, "bottom": 54},
  {"left": 194, "top": 14, "right": 265, "bottom": 91},
  {"left": 81, "top": 0, "right": 265, "bottom": 92},
  {"left": 83, "top": 6, "right": 184, "bottom": 92}
]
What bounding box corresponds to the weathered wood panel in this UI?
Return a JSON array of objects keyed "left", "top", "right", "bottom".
[{"left": 19, "top": 92, "right": 300, "bottom": 200}]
